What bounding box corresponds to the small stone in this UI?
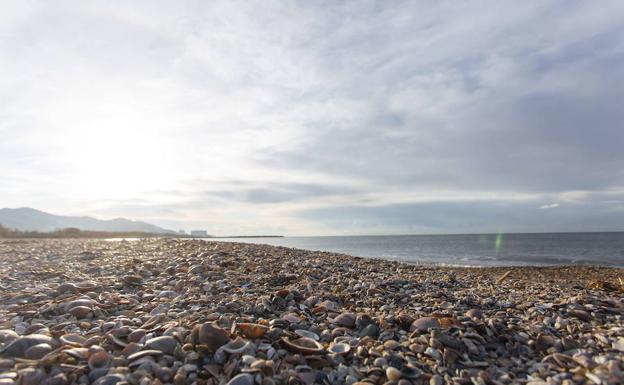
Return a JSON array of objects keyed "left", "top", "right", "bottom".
[
  {"left": 374, "top": 357, "right": 388, "bottom": 367},
  {"left": 383, "top": 340, "right": 399, "bottom": 350},
  {"left": 359, "top": 324, "right": 379, "bottom": 338},
  {"left": 386, "top": 367, "right": 401, "bottom": 381}
]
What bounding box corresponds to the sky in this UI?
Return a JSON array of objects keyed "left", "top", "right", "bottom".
[{"left": 1, "top": 0, "right": 624, "bottom": 235}]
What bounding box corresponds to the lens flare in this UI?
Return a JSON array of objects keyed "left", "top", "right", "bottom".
[{"left": 495, "top": 233, "right": 503, "bottom": 252}]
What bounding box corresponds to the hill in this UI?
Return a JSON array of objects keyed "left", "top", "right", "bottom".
[{"left": 0, "top": 207, "right": 174, "bottom": 234}]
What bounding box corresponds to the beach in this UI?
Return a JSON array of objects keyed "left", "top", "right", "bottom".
[{"left": 0, "top": 238, "right": 623, "bottom": 385}]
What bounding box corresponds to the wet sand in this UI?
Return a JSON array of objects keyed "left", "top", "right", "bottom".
[{"left": 0, "top": 238, "right": 623, "bottom": 385}]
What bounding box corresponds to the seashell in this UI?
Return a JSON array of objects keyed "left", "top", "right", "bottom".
[
  {"left": 60, "top": 333, "right": 87, "bottom": 347},
  {"left": 535, "top": 333, "right": 555, "bottom": 352},
  {"left": 191, "top": 322, "right": 230, "bottom": 352},
  {"left": 84, "top": 335, "right": 102, "bottom": 348},
  {"left": 401, "top": 365, "right": 421, "bottom": 379},
  {"left": 465, "top": 309, "right": 482, "bottom": 319},
  {"left": 396, "top": 313, "right": 414, "bottom": 330},
  {"left": 65, "top": 298, "right": 95, "bottom": 310},
  {"left": 145, "top": 336, "right": 178, "bottom": 355},
  {"left": 236, "top": 323, "right": 269, "bottom": 339},
  {"left": 1, "top": 334, "right": 57, "bottom": 358},
  {"left": 127, "top": 349, "right": 164, "bottom": 361},
  {"left": 431, "top": 330, "right": 462, "bottom": 350},
  {"left": 0, "top": 329, "right": 19, "bottom": 344},
  {"left": 318, "top": 300, "right": 338, "bottom": 311},
  {"left": 295, "top": 329, "right": 320, "bottom": 340},
  {"left": 221, "top": 337, "right": 250, "bottom": 354},
  {"left": 120, "top": 342, "right": 142, "bottom": 357},
  {"left": 24, "top": 323, "right": 48, "bottom": 335},
  {"left": 281, "top": 337, "right": 324, "bottom": 355},
  {"left": 88, "top": 350, "right": 111, "bottom": 370},
  {"left": 282, "top": 313, "right": 301, "bottom": 323},
  {"left": 69, "top": 306, "right": 93, "bottom": 318},
  {"left": 437, "top": 317, "right": 459, "bottom": 328},
  {"left": 122, "top": 275, "right": 143, "bottom": 286},
  {"left": 24, "top": 343, "right": 53, "bottom": 359},
  {"left": 568, "top": 309, "right": 591, "bottom": 322},
  {"left": 328, "top": 342, "right": 351, "bottom": 355},
  {"left": 19, "top": 368, "right": 46, "bottom": 385},
  {"left": 91, "top": 374, "right": 126, "bottom": 385},
  {"left": 331, "top": 327, "right": 349, "bottom": 338},
  {"left": 63, "top": 347, "right": 89, "bottom": 360},
  {"left": 57, "top": 283, "right": 78, "bottom": 294},
  {"left": 410, "top": 317, "right": 440, "bottom": 332},
  {"left": 305, "top": 355, "right": 330, "bottom": 369},
  {"left": 332, "top": 312, "right": 356, "bottom": 328},
  {"left": 74, "top": 281, "right": 98, "bottom": 292},
  {"left": 127, "top": 329, "right": 146, "bottom": 343},
  {"left": 107, "top": 334, "right": 128, "bottom": 348},
  {"left": 248, "top": 359, "right": 274, "bottom": 376},
  {"left": 312, "top": 305, "right": 328, "bottom": 314},
  {"left": 269, "top": 319, "right": 289, "bottom": 329},
  {"left": 225, "top": 373, "right": 254, "bottom": 385}
]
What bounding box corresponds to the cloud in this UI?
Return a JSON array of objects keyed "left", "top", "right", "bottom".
[
  {"left": 539, "top": 203, "right": 560, "bottom": 209},
  {"left": 1, "top": 1, "right": 624, "bottom": 235}
]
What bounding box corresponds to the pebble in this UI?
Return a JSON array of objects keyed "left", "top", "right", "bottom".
[
  {"left": 0, "top": 239, "right": 622, "bottom": 385},
  {"left": 386, "top": 366, "right": 401, "bottom": 381}
]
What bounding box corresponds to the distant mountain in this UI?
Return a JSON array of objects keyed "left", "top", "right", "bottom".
[{"left": 0, "top": 207, "right": 174, "bottom": 234}]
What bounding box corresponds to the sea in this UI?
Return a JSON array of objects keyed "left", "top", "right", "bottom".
[{"left": 214, "top": 232, "right": 624, "bottom": 267}]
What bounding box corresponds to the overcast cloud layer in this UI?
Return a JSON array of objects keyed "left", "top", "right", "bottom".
[{"left": 1, "top": 1, "right": 624, "bottom": 235}]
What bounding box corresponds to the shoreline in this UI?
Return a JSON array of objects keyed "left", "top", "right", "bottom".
[{"left": 1, "top": 238, "right": 623, "bottom": 385}]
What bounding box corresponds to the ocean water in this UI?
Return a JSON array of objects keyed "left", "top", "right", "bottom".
[{"left": 215, "top": 232, "right": 624, "bottom": 267}]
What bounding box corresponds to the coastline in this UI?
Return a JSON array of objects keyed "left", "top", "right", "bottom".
[{"left": 1, "top": 238, "right": 623, "bottom": 384}]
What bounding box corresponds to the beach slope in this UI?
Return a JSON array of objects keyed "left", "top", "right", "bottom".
[{"left": 0, "top": 239, "right": 622, "bottom": 385}]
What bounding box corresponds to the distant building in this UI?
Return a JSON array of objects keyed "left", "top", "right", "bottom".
[
  {"left": 190, "top": 230, "right": 208, "bottom": 237},
  {"left": 178, "top": 229, "right": 186, "bottom": 235}
]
